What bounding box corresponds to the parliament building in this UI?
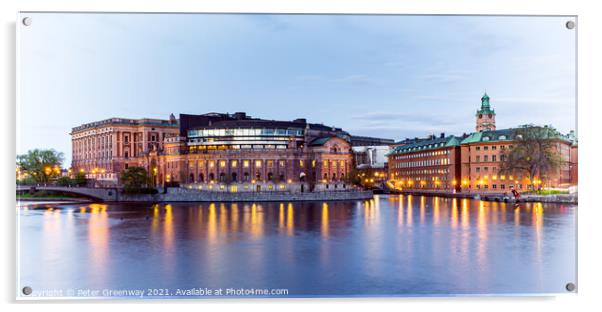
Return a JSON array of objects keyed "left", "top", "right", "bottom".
[{"left": 71, "top": 112, "right": 388, "bottom": 192}]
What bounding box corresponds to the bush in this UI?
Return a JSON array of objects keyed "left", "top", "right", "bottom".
[{"left": 56, "top": 176, "right": 73, "bottom": 186}]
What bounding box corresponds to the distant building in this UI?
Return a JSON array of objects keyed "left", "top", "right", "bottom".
[{"left": 352, "top": 145, "right": 391, "bottom": 169}]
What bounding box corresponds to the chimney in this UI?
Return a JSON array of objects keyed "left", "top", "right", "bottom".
[{"left": 440, "top": 132, "right": 445, "bottom": 138}]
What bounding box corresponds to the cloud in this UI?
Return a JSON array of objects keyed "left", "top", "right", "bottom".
[
  {"left": 296, "top": 74, "right": 377, "bottom": 85},
  {"left": 421, "top": 73, "right": 466, "bottom": 83},
  {"left": 352, "top": 112, "right": 458, "bottom": 126}
]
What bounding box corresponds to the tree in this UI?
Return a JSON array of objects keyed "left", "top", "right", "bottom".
[
  {"left": 56, "top": 176, "right": 73, "bottom": 187},
  {"left": 499, "top": 125, "right": 563, "bottom": 190},
  {"left": 73, "top": 172, "right": 87, "bottom": 186},
  {"left": 345, "top": 168, "right": 362, "bottom": 186},
  {"left": 120, "top": 167, "right": 151, "bottom": 193},
  {"left": 16, "top": 149, "right": 64, "bottom": 183}
]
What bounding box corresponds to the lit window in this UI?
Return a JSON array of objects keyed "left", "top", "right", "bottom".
[
  {"left": 220, "top": 160, "right": 226, "bottom": 168},
  {"left": 243, "top": 160, "right": 249, "bottom": 168},
  {"left": 231, "top": 160, "right": 238, "bottom": 167},
  {"left": 255, "top": 160, "right": 262, "bottom": 167}
]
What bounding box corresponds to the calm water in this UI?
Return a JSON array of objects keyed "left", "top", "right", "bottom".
[{"left": 18, "top": 195, "right": 576, "bottom": 298}]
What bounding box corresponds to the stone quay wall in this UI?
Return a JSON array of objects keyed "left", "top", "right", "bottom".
[
  {"left": 116, "top": 188, "right": 374, "bottom": 202},
  {"left": 396, "top": 190, "right": 577, "bottom": 204}
]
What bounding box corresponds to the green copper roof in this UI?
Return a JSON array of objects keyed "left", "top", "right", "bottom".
[
  {"left": 461, "top": 129, "right": 514, "bottom": 144},
  {"left": 389, "top": 135, "right": 460, "bottom": 155},
  {"left": 477, "top": 92, "right": 495, "bottom": 115}
]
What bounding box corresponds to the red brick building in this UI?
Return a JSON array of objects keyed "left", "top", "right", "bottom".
[
  {"left": 388, "top": 93, "right": 578, "bottom": 194},
  {"left": 388, "top": 134, "right": 462, "bottom": 192}
]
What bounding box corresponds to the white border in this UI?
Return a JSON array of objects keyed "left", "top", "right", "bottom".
[{"left": 2, "top": 0, "right": 601, "bottom": 311}]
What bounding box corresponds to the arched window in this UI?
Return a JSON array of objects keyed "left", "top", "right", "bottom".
[
  {"left": 256, "top": 172, "right": 261, "bottom": 181},
  {"left": 279, "top": 174, "right": 285, "bottom": 182},
  {"left": 323, "top": 173, "right": 328, "bottom": 180},
  {"left": 189, "top": 173, "right": 195, "bottom": 183},
  {"left": 244, "top": 172, "right": 249, "bottom": 181},
  {"left": 219, "top": 172, "right": 225, "bottom": 182},
  {"left": 199, "top": 173, "right": 204, "bottom": 182},
  {"left": 232, "top": 172, "right": 238, "bottom": 182},
  {"left": 332, "top": 173, "right": 337, "bottom": 181},
  {"left": 268, "top": 172, "right": 273, "bottom": 181},
  {"left": 209, "top": 173, "right": 215, "bottom": 182}
]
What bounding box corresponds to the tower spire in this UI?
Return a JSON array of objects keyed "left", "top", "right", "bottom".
[{"left": 476, "top": 92, "right": 496, "bottom": 132}]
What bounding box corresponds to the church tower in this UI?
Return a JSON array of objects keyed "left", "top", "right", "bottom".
[{"left": 476, "top": 93, "right": 496, "bottom": 132}]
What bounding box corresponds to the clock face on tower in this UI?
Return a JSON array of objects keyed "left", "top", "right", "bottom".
[
  {"left": 488, "top": 114, "right": 493, "bottom": 118},
  {"left": 479, "top": 114, "right": 483, "bottom": 118}
]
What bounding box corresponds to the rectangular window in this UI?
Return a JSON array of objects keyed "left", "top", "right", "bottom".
[
  {"left": 243, "top": 160, "right": 249, "bottom": 168},
  {"left": 492, "top": 155, "right": 497, "bottom": 162},
  {"left": 255, "top": 160, "right": 262, "bottom": 167}
]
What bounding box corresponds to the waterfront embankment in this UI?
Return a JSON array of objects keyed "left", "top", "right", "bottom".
[
  {"left": 396, "top": 190, "right": 577, "bottom": 204},
  {"left": 118, "top": 188, "right": 374, "bottom": 202}
]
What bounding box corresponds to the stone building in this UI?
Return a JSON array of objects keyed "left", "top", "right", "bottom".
[
  {"left": 70, "top": 116, "right": 179, "bottom": 184},
  {"left": 142, "top": 113, "right": 355, "bottom": 192}
]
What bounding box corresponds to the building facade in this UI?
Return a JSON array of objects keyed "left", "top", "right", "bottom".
[
  {"left": 71, "top": 112, "right": 372, "bottom": 192},
  {"left": 388, "top": 93, "right": 578, "bottom": 194},
  {"left": 70, "top": 116, "right": 179, "bottom": 183},
  {"left": 142, "top": 113, "right": 356, "bottom": 192},
  {"left": 388, "top": 134, "right": 462, "bottom": 192},
  {"left": 460, "top": 128, "right": 577, "bottom": 193}
]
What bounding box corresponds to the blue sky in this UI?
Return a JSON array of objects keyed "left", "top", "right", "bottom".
[{"left": 17, "top": 13, "right": 576, "bottom": 165}]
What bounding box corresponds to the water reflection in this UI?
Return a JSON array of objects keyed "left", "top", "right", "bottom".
[{"left": 19, "top": 195, "right": 576, "bottom": 296}]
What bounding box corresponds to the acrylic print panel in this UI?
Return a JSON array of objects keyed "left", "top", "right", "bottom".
[{"left": 16, "top": 12, "right": 577, "bottom": 299}]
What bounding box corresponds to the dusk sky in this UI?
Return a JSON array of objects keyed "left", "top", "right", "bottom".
[{"left": 17, "top": 13, "right": 576, "bottom": 165}]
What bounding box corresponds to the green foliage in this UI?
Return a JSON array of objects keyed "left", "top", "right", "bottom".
[
  {"left": 73, "top": 172, "right": 87, "bottom": 186},
  {"left": 499, "top": 125, "right": 563, "bottom": 188},
  {"left": 120, "top": 167, "right": 152, "bottom": 194},
  {"left": 56, "top": 176, "right": 73, "bottom": 187},
  {"left": 16, "top": 176, "right": 36, "bottom": 185},
  {"left": 345, "top": 169, "right": 362, "bottom": 186},
  {"left": 16, "top": 149, "right": 64, "bottom": 183}
]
